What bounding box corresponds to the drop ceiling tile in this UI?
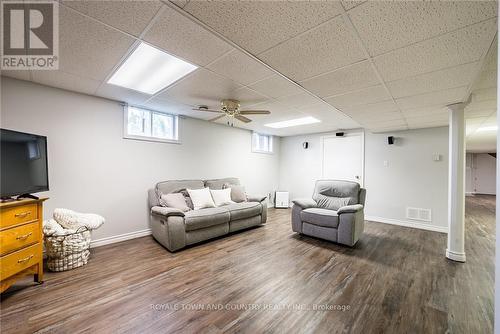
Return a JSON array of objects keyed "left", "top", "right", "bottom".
[
  {"left": 402, "top": 106, "right": 448, "bottom": 118},
  {"left": 206, "top": 49, "right": 274, "bottom": 86},
  {"left": 276, "top": 92, "right": 321, "bottom": 109},
  {"left": 349, "top": 1, "right": 497, "bottom": 56},
  {"left": 31, "top": 70, "right": 101, "bottom": 95},
  {"left": 395, "top": 86, "right": 469, "bottom": 110},
  {"left": 145, "top": 97, "right": 212, "bottom": 120},
  {"left": 183, "top": 1, "right": 344, "bottom": 54},
  {"left": 247, "top": 75, "right": 304, "bottom": 99},
  {"left": 324, "top": 85, "right": 390, "bottom": 109},
  {"left": 230, "top": 87, "right": 270, "bottom": 107},
  {"left": 300, "top": 61, "right": 380, "bottom": 98},
  {"left": 406, "top": 111, "right": 449, "bottom": 123},
  {"left": 407, "top": 118, "right": 449, "bottom": 129},
  {"left": 143, "top": 6, "right": 233, "bottom": 66},
  {"left": 474, "top": 69, "right": 497, "bottom": 90},
  {"left": 58, "top": 6, "right": 135, "bottom": 81},
  {"left": 341, "top": 1, "right": 367, "bottom": 11},
  {"left": 156, "top": 68, "right": 242, "bottom": 109},
  {"left": 360, "top": 118, "right": 407, "bottom": 129},
  {"left": 374, "top": 19, "right": 497, "bottom": 82},
  {"left": 259, "top": 15, "right": 366, "bottom": 81},
  {"left": 1, "top": 71, "right": 30, "bottom": 81},
  {"left": 246, "top": 100, "right": 301, "bottom": 120},
  {"left": 471, "top": 88, "right": 497, "bottom": 103},
  {"left": 62, "top": 0, "right": 162, "bottom": 37},
  {"left": 387, "top": 62, "right": 480, "bottom": 98},
  {"left": 169, "top": 0, "right": 189, "bottom": 9},
  {"left": 342, "top": 100, "right": 399, "bottom": 115},
  {"left": 369, "top": 125, "right": 408, "bottom": 133},
  {"left": 296, "top": 103, "right": 360, "bottom": 129},
  {"left": 348, "top": 111, "right": 403, "bottom": 123},
  {"left": 465, "top": 99, "right": 497, "bottom": 117},
  {"left": 96, "top": 83, "right": 152, "bottom": 105}
]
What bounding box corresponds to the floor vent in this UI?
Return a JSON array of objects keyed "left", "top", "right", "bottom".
[{"left": 406, "top": 207, "right": 432, "bottom": 222}]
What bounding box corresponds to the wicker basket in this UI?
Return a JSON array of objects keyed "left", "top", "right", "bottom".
[{"left": 44, "top": 226, "right": 92, "bottom": 272}]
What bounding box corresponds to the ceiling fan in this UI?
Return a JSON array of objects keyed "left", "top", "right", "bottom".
[{"left": 192, "top": 99, "right": 270, "bottom": 126}]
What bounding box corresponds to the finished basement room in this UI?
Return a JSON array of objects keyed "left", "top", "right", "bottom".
[{"left": 0, "top": 1, "right": 498, "bottom": 333}]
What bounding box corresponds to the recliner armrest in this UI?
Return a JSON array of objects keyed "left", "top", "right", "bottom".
[
  {"left": 292, "top": 198, "right": 317, "bottom": 209},
  {"left": 337, "top": 204, "right": 364, "bottom": 214},
  {"left": 247, "top": 194, "right": 267, "bottom": 202},
  {"left": 151, "top": 206, "right": 185, "bottom": 218}
]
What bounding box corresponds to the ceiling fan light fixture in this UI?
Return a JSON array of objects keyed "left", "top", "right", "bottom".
[{"left": 265, "top": 116, "right": 321, "bottom": 128}]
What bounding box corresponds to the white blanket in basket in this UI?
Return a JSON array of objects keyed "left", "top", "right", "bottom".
[{"left": 53, "top": 208, "right": 105, "bottom": 230}]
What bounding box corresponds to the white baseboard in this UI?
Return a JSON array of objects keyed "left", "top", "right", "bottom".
[
  {"left": 366, "top": 216, "right": 448, "bottom": 234},
  {"left": 91, "top": 228, "right": 152, "bottom": 248}
]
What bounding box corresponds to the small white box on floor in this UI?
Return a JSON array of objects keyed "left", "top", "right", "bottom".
[{"left": 274, "top": 191, "right": 289, "bottom": 208}]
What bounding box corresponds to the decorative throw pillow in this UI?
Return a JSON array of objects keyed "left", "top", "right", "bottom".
[
  {"left": 316, "top": 195, "right": 350, "bottom": 211},
  {"left": 179, "top": 190, "right": 194, "bottom": 210},
  {"left": 187, "top": 187, "right": 216, "bottom": 210},
  {"left": 160, "top": 193, "right": 190, "bottom": 212},
  {"left": 223, "top": 183, "right": 247, "bottom": 203},
  {"left": 210, "top": 188, "right": 234, "bottom": 207}
]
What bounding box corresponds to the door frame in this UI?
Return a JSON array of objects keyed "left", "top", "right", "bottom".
[{"left": 320, "top": 130, "right": 365, "bottom": 187}]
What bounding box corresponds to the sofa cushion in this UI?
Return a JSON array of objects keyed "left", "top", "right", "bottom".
[
  {"left": 160, "top": 193, "right": 190, "bottom": 212},
  {"left": 223, "top": 184, "right": 247, "bottom": 203},
  {"left": 301, "top": 208, "right": 339, "bottom": 228},
  {"left": 224, "top": 202, "right": 262, "bottom": 221},
  {"left": 184, "top": 207, "right": 230, "bottom": 231}
]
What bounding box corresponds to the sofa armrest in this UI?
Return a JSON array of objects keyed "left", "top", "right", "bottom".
[
  {"left": 151, "top": 206, "right": 185, "bottom": 218},
  {"left": 292, "top": 198, "right": 317, "bottom": 209},
  {"left": 247, "top": 194, "right": 267, "bottom": 202},
  {"left": 337, "top": 204, "right": 363, "bottom": 214}
]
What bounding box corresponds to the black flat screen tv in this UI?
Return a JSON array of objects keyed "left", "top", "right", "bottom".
[{"left": 1, "top": 129, "right": 49, "bottom": 198}]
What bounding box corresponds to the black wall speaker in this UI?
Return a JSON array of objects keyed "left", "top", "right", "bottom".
[
  {"left": 388, "top": 136, "right": 394, "bottom": 145},
  {"left": 336, "top": 132, "right": 344, "bottom": 137},
  {"left": 303, "top": 142, "right": 309, "bottom": 149}
]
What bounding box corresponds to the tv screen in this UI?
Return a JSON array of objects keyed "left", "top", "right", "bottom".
[{"left": 1, "top": 129, "right": 49, "bottom": 198}]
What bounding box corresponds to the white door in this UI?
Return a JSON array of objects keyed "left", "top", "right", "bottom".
[{"left": 321, "top": 133, "right": 364, "bottom": 185}]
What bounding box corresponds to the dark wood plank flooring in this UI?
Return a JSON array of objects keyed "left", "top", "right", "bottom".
[{"left": 0, "top": 195, "right": 495, "bottom": 333}]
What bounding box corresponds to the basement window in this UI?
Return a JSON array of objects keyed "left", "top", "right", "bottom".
[
  {"left": 124, "top": 106, "right": 179, "bottom": 143},
  {"left": 252, "top": 132, "right": 273, "bottom": 154}
]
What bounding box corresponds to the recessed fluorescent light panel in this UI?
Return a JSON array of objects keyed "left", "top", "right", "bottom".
[
  {"left": 265, "top": 116, "right": 321, "bottom": 128},
  {"left": 477, "top": 126, "right": 498, "bottom": 132},
  {"left": 107, "top": 43, "right": 198, "bottom": 95}
]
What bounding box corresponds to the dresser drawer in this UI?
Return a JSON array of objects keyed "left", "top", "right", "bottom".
[
  {"left": 0, "top": 222, "right": 41, "bottom": 256},
  {"left": 0, "top": 204, "right": 38, "bottom": 229},
  {"left": 0, "top": 243, "right": 42, "bottom": 280}
]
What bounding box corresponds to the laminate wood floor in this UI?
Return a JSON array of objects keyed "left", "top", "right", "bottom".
[{"left": 0, "top": 195, "right": 495, "bottom": 333}]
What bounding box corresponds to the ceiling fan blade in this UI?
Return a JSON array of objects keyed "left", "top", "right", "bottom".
[
  {"left": 235, "top": 115, "right": 252, "bottom": 123},
  {"left": 239, "top": 110, "right": 271, "bottom": 115},
  {"left": 209, "top": 114, "right": 226, "bottom": 122},
  {"left": 192, "top": 108, "right": 222, "bottom": 113}
]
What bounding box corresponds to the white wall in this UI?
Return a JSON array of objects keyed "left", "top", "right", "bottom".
[
  {"left": 0, "top": 77, "right": 280, "bottom": 241},
  {"left": 466, "top": 153, "right": 497, "bottom": 195},
  {"left": 279, "top": 127, "right": 449, "bottom": 232}
]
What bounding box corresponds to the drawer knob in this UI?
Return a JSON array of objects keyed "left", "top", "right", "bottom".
[
  {"left": 16, "top": 232, "right": 33, "bottom": 240},
  {"left": 17, "top": 255, "right": 34, "bottom": 263},
  {"left": 14, "top": 212, "right": 31, "bottom": 218}
]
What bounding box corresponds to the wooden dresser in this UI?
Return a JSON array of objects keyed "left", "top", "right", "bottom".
[{"left": 0, "top": 198, "right": 47, "bottom": 293}]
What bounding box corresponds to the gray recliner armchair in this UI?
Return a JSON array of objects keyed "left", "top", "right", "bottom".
[{"left": 291, "top": 180, "right": 366, "bottom": 246}]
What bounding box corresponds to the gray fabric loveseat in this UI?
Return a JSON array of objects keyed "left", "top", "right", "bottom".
[
  {"left": 148, "top": 178, "right": 267, "bottom": 251},
  {"left": 291, "top": 180, "right": 366, "bottom": 246}
]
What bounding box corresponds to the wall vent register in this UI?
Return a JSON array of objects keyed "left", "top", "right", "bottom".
[{"left": 406, "top": 207, "right": 432, "bottom": 222}]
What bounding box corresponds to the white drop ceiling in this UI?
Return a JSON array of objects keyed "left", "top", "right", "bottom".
[{"left": 1, "top": 0, "right": 497, "bottom": 149}]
